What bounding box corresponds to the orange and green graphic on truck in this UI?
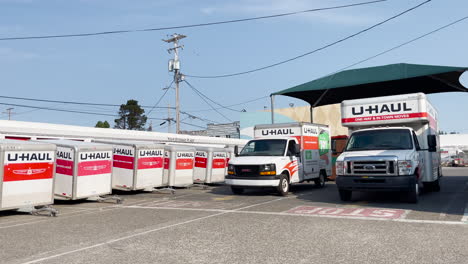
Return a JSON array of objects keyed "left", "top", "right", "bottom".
[{"left": 318, "top": 129, "right": 330, "bottom": 165}]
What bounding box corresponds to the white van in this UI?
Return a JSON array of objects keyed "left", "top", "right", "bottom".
[
  {"left": 225, "top": 122, "right": 332, "bottom": 195},
  {"left": 335, "top": 93, "right": 441, "bottom": 203}
]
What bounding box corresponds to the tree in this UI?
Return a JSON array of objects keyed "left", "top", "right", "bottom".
[
  {"left": 114, "top": 99, "right": 147, "bottom": 130},
  {"left": 95, "top": 121, "right": 110, "bottom": 128}
]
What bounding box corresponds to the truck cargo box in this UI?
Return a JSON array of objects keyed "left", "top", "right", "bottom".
[{"left": 163, "top": 145, "right": 195, "bottom": 187}]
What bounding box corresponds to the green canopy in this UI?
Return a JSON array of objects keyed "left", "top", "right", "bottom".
[{"left": 272, "top": 63, "right": 468, "bottom": 107}]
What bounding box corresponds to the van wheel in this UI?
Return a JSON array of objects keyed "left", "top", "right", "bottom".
[
  {"left": 277, "top": 174, "right": 289, "bottom": 196},
  {"left": 231, "top": 187, "right": 244, "bottom": 195},
  {"left": 314, "top": 171, "right": 326, "bottom": 188},
  {"left": 338, "top": 189, "right": 352, "bottom": 201},
  {"left": 407, "top": 182, "right": 419, "bottom": 203}
]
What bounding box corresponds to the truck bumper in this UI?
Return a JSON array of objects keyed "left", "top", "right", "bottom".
[
  {"left": 225, "top": 175, "right": 280, "bottom": 187},
  {"left": 336, "top": 175, "right": 416, "bottom": 192}
]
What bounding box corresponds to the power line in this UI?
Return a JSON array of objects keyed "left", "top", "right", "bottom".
[
  {"left": 185, "top": 0, "right": 432, "bottom": 79},
  {"left": 185, "top": 81, "right": 233, "bottom": 122},
  {"left": 184, "top": 79, "right": 241, "bottom": 112},
  {"left": 147, "top": 80, "right": 174, "bottom": 115},
  {"left": 328, "top": 15, "right": 468, "bottom": 74},
  {"left": 184, "top": 95, "right": 269, "bottom": 112},
  {"left": 0, "top": 0, "right": 386, "bottom": 41}
]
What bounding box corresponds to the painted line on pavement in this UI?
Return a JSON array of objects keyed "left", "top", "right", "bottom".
[{"left": 19, "top": 196, "right": 289, "bottom": 264}]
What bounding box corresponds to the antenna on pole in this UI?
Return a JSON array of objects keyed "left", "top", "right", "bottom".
[{"left": 163, "top": 33, "right": 186, "bottom": 134}]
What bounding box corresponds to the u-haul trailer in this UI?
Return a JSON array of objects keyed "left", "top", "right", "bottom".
[
  {"left": 93, "top": 140, "right": 165, "bottom": 191},
  {"left": 336, "top": 93, "right": 441, "bottom": 203},
  {"left": 163, "top": 145, "right": 196, "bottom": 187},
  {"left": 226, "top": 122, "right": 332, "bottom": 196},
  {"left": 0, "top": 140, "right": 57, "bottom": 216},
  {"left": 42, "top": 140, "right": 121, "bottom": 203}
]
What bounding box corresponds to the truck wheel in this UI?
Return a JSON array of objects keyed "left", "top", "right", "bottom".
[
  {"left": 338, "top": 189, "right": 352, "bottom": 201},
  {"left": 314, "top": 171, "right": 326, "bottom": 188},
  {"left": 277, "top": 174, "right": 289, "bottom": 196},
  {"left": 407, "top": 182, "right": 419, "bottom": 203},
  {"left": 231, "top": 186, "right": 244, "bottom": 195}
]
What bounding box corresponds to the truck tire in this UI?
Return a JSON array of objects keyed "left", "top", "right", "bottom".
[
  {"left": 338, "top": 189, "right": 352, "bottom": 201},
  {"left": 407, "top": 182, "right": 419, "bottom": 203},
  {"left": 231, "top": 186, "right": 244, "bottom": 195},
  {"left": 276, "top": 174, "right": 289, "bottom": 196},
  {"left": 314, "top": 171, "right": 326, "bottom": 188}
]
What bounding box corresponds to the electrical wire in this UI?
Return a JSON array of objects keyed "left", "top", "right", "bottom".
[
  {"left": 327, "top": 15, "right": 468, "bottom": 74},
  {"left": 147, "top": 79, "right": 174, "bottom": 115},
  {"left": 184, "top": 80, "right": 241, "bottom": 112},
  {"left": 0, "top": 0, "right": 386, "bottom": 41},
  {"left": 185, "top": 95, "right": 269, "bottom": 112},
  {"left": 185, "top": 81, "right": 233, "bottom": 122},
  {"left": 185, "top": 0, "right": 432, "bottom": 79}
]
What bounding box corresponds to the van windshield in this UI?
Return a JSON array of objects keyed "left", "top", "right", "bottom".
[
  {"left": 239, "top": 139, "right": 287, "bottom": 156},
  {"left": 345, "top": 129, "right": 413, "bottom": 151}
]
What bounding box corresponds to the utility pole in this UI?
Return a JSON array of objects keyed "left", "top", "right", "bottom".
[
  {"left": 163, "top": 33, "right": 186, "bottom": 134},
  {"left": 3, "top": 108, "right": 14, "bottom": 120}
]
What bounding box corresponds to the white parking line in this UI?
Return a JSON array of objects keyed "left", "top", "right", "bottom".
[{"left": 19, "top": 196, "right": 288, "bottom": 264}]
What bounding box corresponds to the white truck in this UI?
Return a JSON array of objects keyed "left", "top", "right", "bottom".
[
  {"left": 335, "top": 93, "right": 441, "bottom": 203},
  {"left": 225, "top": 122, "right": 332, "bottom": 195}
]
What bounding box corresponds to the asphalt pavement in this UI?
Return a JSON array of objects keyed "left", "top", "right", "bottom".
[{"left": 1, "top": 168, "right": 467, "bottom": 264}]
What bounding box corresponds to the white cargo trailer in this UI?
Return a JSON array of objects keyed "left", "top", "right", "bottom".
[
  {"left": 226, "top": 122, "right": 332, "bottom": 195},
  {"left": 93, "top": 140, "right": 165, "bottom": 191},
  {"left": 336, "top": 93, "right": 441, "bottom": 203},
  {"left": 192, "top": 146, "right": 228, "bottom": 184},
  {"left": 42, "top": 140, "right": 120, "bottom": 202},
  {"left": 0, "top": 139, "right": 57, "bottom": 216},
  {"left": 163, "top": 145, "right": 195, "bottom": 187}
]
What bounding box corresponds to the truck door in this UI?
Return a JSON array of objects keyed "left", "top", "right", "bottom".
[
  {"left": 286, "top": 140, "right": 302, "bottom": 183},
  {"left": 412, "top": 131, "right": 424, "bottom": 179}
]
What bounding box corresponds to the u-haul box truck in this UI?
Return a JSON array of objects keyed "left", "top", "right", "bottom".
[
  {"left": 42, "top": 140, "right": 120, "bottom": 202},
  {"left": 93, "top": 140, "right": 165, "bottom": 191},
  {"left": 336, "top": 93, "right": 441, "bottom": 203},
  {"left": 0, "top": 140, "right": 56, "bottom": 214},
  {"left": 225, "top": 122, "right": 332, "bottom": 196}
]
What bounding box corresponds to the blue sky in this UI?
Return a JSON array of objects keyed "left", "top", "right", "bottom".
[{"left": 0, "top": 0, "right": 467, "bottom": 133}]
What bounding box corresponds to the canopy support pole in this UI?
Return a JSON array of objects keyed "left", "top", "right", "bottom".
[
  {"left": 270, "top": 95, "right": 275, "bottom": 124},
  {"left": 310, "top": 89, "right": 330, "bottom": 123}
]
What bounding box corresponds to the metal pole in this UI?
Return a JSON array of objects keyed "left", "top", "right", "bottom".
[
  {"left": 168, "top": 104, "right": 172, "bottom": 133},
  {"left": 6, "top": 108, "right": 13, "bottom": 120},
  {"left": 310, "top": 106, "right": 313, "bottom": 123},
  {"left": 270, "top": 95, "right": 275, "bottom": 124}
]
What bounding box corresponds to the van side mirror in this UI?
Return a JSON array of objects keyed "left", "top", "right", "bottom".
[
  {"left": 427, "top": 135, "right": 437, "bottom": 152},
  {"left": 294, "top": 144, "right": 301, "bottom": 155},
  {"left": 234, "top": 145, "right": 239, "bottom": 157}
]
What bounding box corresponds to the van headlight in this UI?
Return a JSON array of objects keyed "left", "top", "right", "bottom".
[
  {"left": 260, "top": 164, "right": 276, "bottom": 175},
  {"left": 228, "top": 164, "right": 235, "bottom": 175},
  {"left": 398, "top": 160, "right": 413, "bottom": 175},
  {"left": 336, "top": 161, "right": 345, "bottom": 175}
]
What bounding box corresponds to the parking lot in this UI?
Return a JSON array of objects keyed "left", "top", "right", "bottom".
[{"left": 1, "top": 167, "right": 467, "bottom": 264}]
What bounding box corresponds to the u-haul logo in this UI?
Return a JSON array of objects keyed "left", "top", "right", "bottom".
[
  {"left": 351, "top": 103, "right": 412, "bottom": 116},
  {"left": 114, "top": 147, "right": 133, "bottom": 156},
  {"left": 177, "top": 152, "right": 194, "bottom": 158},
  {"left": 7, "top": 152, "right": 53, "bottom": 163},
  {"left": 196, "top": 151, "right": 207, "bottom": 157},
  {"left": 57, "top": 147, "right": 73, "bottom": 161},
  {"left": 139, "top": 149, "right": 163, "bottom": 157},
  {"left": 261, "top": 128, "right": 295, "bottom": 136},
  {"left": 303, "top": 126, "right": 318, "bottom": 136},
  {"left": 213, "top": 152, "right": 227, "bottom": 158},
  {"left": 79, "top": 152, "right": 112, "bottom": 161}
]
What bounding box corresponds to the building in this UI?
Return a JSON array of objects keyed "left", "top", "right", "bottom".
[{"left": 180, "top": 121, "right": 241, "bottom": 139}]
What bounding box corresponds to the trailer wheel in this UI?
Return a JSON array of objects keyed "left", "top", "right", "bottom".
[
  {"left": 314, "top": 171, "right": 326, "bottom": 188},
  {"left": 231, "top": 186, "right": 244, "bottom": 195},
  {"left": 338, "top": 189, "right": 352, "bottom": 201},
  {"left": 407, "top": 182, "right": 419, "bottom": 203},
  {"left": 276, "top": 174, "right": 289, "bottom": 196}
]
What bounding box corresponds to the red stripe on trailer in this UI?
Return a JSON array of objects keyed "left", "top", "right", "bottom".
[
  {"left": 138, "top": 157, "right": 163, "bottom": 169},
  {"left": 56, "top": 159, "right": 73, "bottom": 176},
  {"left": 164, "top": 157, "right": 170, "bottom": 170},
  {"left": 78, "top": 160, "right": 111, "bottom": 176},
  {"left": 3, "top": 162, "right": 54, "bottom": 181},
  {"left": 113, "top": 154, "right": 134, "bottom": 169},
  {"left": 342, "top": 112, "right": 428, "bottom": 123},
  {"left": 303, "top": 136, "right": 318, "bottom": 150},
  {"left": 176, "top": 158, "right": 193, "bottom": 170},
  {"left": 212, "top": 158, "right": 226, "bottom": 169},
  {"left": 195, "top": 157, "right": 207, "bottom": 168}
]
